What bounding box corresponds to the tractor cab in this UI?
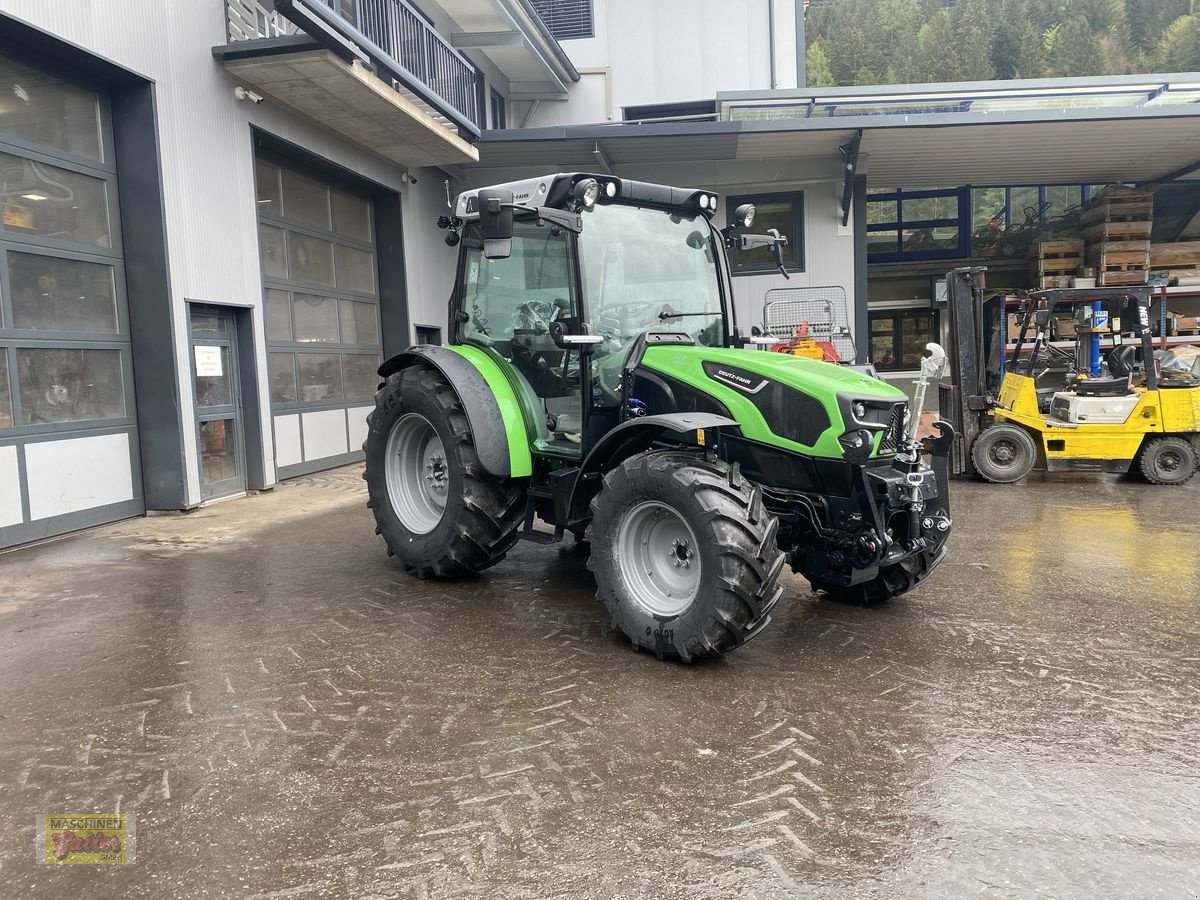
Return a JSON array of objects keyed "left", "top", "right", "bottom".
[{"left": 440, "top": 174, "right": 785, "bottom": 459}]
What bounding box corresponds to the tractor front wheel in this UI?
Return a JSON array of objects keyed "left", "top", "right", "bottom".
[
  {"left": 587, "top": 453, "right": 785, "bottom": 662},
  {"left": 364, "top": 364, "right": 525, "bottom": 577},
  {"left": 971, "top": 424, "right": 1037, "bottom": 484},
  {"left": 1137, "top": 436, "right": 1198, "bottom": 486}
]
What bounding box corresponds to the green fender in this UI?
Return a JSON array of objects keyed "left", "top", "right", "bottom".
[{"left": 378, "top": 344, "right": 533, "bottom": 478}]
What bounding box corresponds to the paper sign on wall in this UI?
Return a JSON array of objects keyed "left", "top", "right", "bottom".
[{"left": 194, "top": 345, "right": 223, "bottom": 378}]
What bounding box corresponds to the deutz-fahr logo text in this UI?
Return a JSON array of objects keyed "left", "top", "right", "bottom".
[{"left": 702, "top": 361, "right": 768, "bottom": 394}]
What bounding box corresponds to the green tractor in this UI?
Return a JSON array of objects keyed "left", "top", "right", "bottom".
[{"left": 364, "top": 173, "right": 954, "bottom": 662}]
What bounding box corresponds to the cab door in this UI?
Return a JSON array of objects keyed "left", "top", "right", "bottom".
[{"left": 457, "top": 219, "right": 584, "bottom": 457}]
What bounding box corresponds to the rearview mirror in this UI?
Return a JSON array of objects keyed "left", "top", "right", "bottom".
[{"left": 478, "top": 188, "right": 514, "bottom": 259}]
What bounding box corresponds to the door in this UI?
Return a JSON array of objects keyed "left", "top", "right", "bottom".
[
  {"left": 254, "top": 154, "right": 382, "bottom": 479},
  {"left": 458, "top": 219, "right": 583, "bottom": 457},
  {"left": 190, "top": 306, "right": 245, "bottom": 499},
  {"left": 0, "top": 50, "right": 144, "bottom": 549}
]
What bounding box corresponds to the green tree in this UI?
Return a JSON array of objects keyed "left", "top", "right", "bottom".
[
  {"left": 952, "top": 0, "right": 997, "bottom": 80},
  {"left": 806, "top": 39, "right": 837, "bottom": 87},
  {"left": 1155, "top": 14, "right": 1200, "bottom": 70},
  {"left": 1045, "top": 15, "right": 1108, "bottom": 76}
]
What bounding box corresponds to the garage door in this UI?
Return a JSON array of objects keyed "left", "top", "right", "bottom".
[
  {"left": 0, "top": 51, "right": 142, "bottom": 548},
  {"left": 254, "top": 154, "right": 381, "bottom": 479}
]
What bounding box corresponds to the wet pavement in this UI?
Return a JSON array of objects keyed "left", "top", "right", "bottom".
[{"left": 1, "top": 465, "right": 1199, "bottom": 898}]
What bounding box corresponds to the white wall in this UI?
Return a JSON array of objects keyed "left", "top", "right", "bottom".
[
  {"left": 0, "top": 0, "right": 411, "bottom": 506},
  {"left": 402, "top": 171, "right": 462, "bottom": 335},
  {"left": 515, "top": 0, "right": 801, "bottom": 127}
]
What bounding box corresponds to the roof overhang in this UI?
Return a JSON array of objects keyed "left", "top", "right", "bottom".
[
  {"left": 437, "top": 0, "right": 579, "bottom": 100},
  {"left": 470, "top": 100, "right": 1200, "bottom": 187},
  {"left": 217, "top": 47, "right": 478, "bottom": 167}
]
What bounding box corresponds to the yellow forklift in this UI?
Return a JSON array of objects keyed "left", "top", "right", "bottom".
[{"left": 940, "top": 267, "right": 1200, "bottom": 485}]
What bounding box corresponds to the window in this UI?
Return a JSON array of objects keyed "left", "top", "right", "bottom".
[
  {"left": 461, "top": 218, "right": 582, "bottom": 455},
  {"left": 528, "top": 0, "right": 593, "bottom": 40},
  {"left": 726, "top": 192, "right": 804, "bottom": 275},
  {"left": 969, "top": 185, "right": 1086, "bottom": 256},
  {"left": 17, "top": 347, "right": 125, "bottom": 424},
  {"left": 0, "top": 54, "right": 103, "bottom": 162},
  {"left": 415, "top": 325, "right": 442, "bottom": 345},
  {"left": 867, "top": 188, "right": 965, "bottom": 261},
  {"left": 490, "top": 89, "right": 506, "bottom": 130},
  {"left": 869, "top": 309, "right": 939, "bottom": 373}
]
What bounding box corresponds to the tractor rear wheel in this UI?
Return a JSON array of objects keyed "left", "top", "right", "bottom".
[
  {"left": 971, "top": 424, "right": 1037, "bottom": 483},
  {"left": 364, "top": 365, "right": 524, "bottom": 577},
  {"left": 1137, "top": 436, "right": 1198, "bottom": 486},
  {"left": 587, "top": 452, "right": 786, "bottom": 662}
]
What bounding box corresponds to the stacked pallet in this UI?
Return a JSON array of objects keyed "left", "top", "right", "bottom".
[
  {"left": 1081, "top": 188, "right": 1153, "bottom": 286},
  {"left": 1149, "top": 241, "right": 1200, "bottom": 283},
  {"left": 1028, "top": 239, "right": 1083, "bottom": 289}
]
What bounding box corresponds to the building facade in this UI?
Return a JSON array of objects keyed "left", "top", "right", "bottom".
[{"left": 2, "top": 0, "right": 1198, "bottom": 550}]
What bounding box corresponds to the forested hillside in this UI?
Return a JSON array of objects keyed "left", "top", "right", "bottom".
[{"left": 805, "top": 0, "right": 1200, "bottom": 86}]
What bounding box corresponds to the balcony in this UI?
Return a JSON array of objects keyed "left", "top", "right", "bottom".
[{"left": 216, "top": 0, "right": 481, "bottom": 167}]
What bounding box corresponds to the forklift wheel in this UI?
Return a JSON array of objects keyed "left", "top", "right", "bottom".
[
  {"left": 971, "top": 424, "right": 1037, "bottom": 484},
  {"left": 1137, "top": 437, "right": 1198, "bottom": 486}
]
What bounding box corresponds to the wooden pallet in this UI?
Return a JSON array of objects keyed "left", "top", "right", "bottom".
[
  {"left": 1083, "top": 219, "right": 1153, "bottom": 241},
  {"left": 1087, "top": 239, "right": 1150, "bottom": 267},
  {"left": 1097, "top": 269, "right": 1149, "bottom": 286},
  {"left": 1080, "top": 198, "right": 1153, "bottom": 228},
  {"left": 1033, "top": 274, "right": 1075, "bottom": 289},
  {"left": 1149, "top": 241, "right": 1200, "bottom": 269},
  {"left": 1029, "top": 239, "right": 1085, "bottom": 258},
  {"left": 1030, "top": 257, "right": 1082, "bottom": 275}
]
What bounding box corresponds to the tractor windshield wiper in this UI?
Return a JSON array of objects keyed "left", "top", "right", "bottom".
[{"left": 658, "top": 310, "right": 719, "bottom": 320}]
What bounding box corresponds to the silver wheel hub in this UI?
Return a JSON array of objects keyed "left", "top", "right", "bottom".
[
  {"left": 384, "top": 413, "right": 448, "bottom": 534},
  {"left": 616, "top": 501, "right": 701, "bottom": 618}
]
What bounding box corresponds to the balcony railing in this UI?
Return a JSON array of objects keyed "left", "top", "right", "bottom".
[{"left": 225, "top": 0, "right": 481, "bottom": 137}]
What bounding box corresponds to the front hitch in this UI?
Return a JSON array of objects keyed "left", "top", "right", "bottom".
[{"left": 923, "top": 420, "right": 955, "bottom": 517}]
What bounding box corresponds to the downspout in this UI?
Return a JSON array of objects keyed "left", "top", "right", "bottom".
[{"left": 768, "top": 0, "right": 777, "bottom": 90}]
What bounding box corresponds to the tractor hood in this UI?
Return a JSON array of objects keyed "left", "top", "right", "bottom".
[{"left": 638, "top": 345, "right": 907, "bottom": 459}]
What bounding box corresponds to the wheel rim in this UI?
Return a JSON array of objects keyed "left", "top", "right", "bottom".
[
  {"left": 384, "top": 413, "right": 448, "bottom": 534},
  {"left": 987, "top": 438, "right": 1019, "bottom": 469},
  {"left": 1156, "top": 449, "right": 1182, "bottom": 476},
  {"left": 616, "top": 501, "right": 701, "bottom": 618}
]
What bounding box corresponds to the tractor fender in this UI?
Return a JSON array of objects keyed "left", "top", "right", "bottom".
[
  {"left": 568, "top": 413, "right": 738, "bottom": 521},
  {"left": 377, "top": 345, "right": 532, "bottom": 479}
]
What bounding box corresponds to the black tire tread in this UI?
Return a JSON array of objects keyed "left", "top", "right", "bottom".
[
  {"left": 1137, "top": 435, "right": 1198, "bottom": 486},
  {"left": 586, "top": 452, "right": 785, "bottom": 662},
  {"left": 363, "top": 365, "right": 524, "bottom": 578},
  {"left": 971, "top": 424, "right": 1037, "bottom": 484}
]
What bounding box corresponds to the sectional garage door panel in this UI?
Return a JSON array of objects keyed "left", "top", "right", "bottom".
[
  {"left": 255, "top": 153, "right": 381, "bottom": 480},
  {"left": 0, "top": 51, "right": 142, "bottom": 549}
]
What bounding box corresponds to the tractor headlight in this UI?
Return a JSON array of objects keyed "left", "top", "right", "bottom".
[
  {"left": 574, "top": 178, "right": 600, "bottom": 209},
  {"left": 852, "top": 400, "right": 868, "bottom": 420},
  {"left": 734, "top": 203, "right": 756, "bottom": 228},
  {"left": 838, "top": 428, "right": 875, "bottom": 463},
  {"left": 604, "top": 180, "right": 617, "bottom": 198},
  {"left": 698, "top": 194, "right": 710, "bottom": 209}
]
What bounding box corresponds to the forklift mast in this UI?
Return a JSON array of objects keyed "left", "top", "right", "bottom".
[{"left": 939, "top": 267, "right": 990, "bottom": 476}]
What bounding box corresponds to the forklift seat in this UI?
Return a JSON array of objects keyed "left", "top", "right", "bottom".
[
  {"left": 1075, "top": 375, "right": 1132, "bottom": 397},
  {"left": 1108, "top": 345, "right": 1136, "bottom": 379}
]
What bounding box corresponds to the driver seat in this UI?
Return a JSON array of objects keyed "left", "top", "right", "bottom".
[{"left": 1073, "top": 345, "right": 1135, "bottom": 397}]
